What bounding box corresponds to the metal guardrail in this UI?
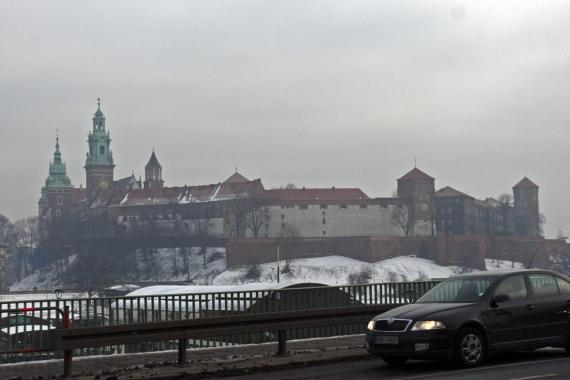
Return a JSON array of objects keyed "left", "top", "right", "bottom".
[
  {"left": 51, "top": 304, "right": 399, "bottom": 377},
  {"left": 0, "top": 307, "right": 65, "bottom": 355},
  {"left": 0, "top": 280, "right": 439, "bottom": 362}
]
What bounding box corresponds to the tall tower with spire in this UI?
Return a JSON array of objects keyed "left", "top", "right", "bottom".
[
  {"left": 39, "top": 133, "right": 73, "bottom": 221},
  {"left": 85, "top": 98, "right": 115, "bottom": 201},
  {"left": 144, "top": 150, "right": 164, "bottom": 189}
]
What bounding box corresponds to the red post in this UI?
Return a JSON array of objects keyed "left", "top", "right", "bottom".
[{"left": 63, "top": 306, "right": 72, "bottom": 378}]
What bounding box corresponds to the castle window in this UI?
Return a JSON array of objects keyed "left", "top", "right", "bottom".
[
  {"left": 320, "top": 204, "right": 328, "bottom": 209},
  {"left": 55, "top": 209, "right": 61, "bottom": 217},
  {"left": 299, "top": 204, "right": 308, "bottom": 210},
  {"left": 322, "top": 217, "right": 326, "bottom": 225},
  {"left": 340, "top": 204, "right": 347, "bottom": 209},
  {"left": 360, "top": 204, "right": 367, "bottom": 209},
  {"left": 57, "top": 195, "right": 63, "bottom": 205},
  {"left": 322, "top": 230, "right": 326, "bottom": 235},
  {"left": 100, "top": 145, "right": 105, "bottom": 155}
]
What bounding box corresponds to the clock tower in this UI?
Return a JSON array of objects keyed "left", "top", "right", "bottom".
[{"left": 85, "top": 98, "right": 115, "bottom": 202}]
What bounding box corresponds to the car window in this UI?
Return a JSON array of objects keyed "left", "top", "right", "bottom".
[
  {"left": 416, "top": 278, "right": 493, "bottom": 303},
  {"left": 494, "top": 275, "right": 527, "bottom": 300},
  {"left": 529, "top": 274, "right": 559, "bottom": 297},
  {"left": 555, "top": 277, "right": 570, "bottom": 294}
]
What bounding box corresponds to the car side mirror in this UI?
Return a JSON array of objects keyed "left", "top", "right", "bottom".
[{"left": 491, "top": 294, "right": 510, "bottom": 308}]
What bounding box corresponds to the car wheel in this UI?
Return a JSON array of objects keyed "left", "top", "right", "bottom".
[
  {"left": 453, "top": 327, "right": 486, "bottom": 367},
  {"left": 380, "top": 355, "right": 408, "bottom": 367}
]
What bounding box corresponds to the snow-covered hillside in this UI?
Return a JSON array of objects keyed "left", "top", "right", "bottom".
[
  {"left": 9, "top": 255, "right": 77, "bottom": 292},
  {"left": 212, "top": 256, "right": 465, "bottom": 286},
  {"left": 9, "top": 248, "right": 227, "bottom": 292},
  {"left": 9, "top": 249, "right": 529, "bottom": 293}
]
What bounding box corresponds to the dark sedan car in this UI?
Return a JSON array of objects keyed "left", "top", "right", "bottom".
[{"left": 366, "top": 270, "right": 570, "bottom": 367}]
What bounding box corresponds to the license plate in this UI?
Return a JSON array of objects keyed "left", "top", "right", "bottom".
[{"left": 375, "top": 336, "right": 398, "bottom": 345}]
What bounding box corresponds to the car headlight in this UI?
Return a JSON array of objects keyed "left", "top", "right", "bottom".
[
  {"left": 411, "top": 320, "right": 446, "bottom": 331},
  {"left": 367, "top": 320, "right": 375, "bottom": 330}
]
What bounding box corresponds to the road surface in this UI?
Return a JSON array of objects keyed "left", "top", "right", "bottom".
[{"left": 213, "top": 349, "right": 570, "bottom": 380}]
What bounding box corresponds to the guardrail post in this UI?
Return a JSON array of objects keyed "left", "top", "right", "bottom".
[
  {"left": 276, "top": 330, "right": 287, "bottom": 356},
  {"left": 63, "top": 306, "right": 72, "bottom": 378},
  {"left": 177, "top": 338, "right": 187, "bottom": 365}
]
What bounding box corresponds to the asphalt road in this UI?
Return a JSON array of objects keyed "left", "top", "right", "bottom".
[{"left": 213, "top": 349, "right": 570, "bottom": 380}]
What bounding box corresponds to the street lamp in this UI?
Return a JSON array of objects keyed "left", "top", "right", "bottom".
[{"left": 54, "top": 288, "right": 63, "bottom": 300}]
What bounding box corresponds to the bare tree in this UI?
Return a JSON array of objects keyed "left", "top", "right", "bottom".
[
  {"left": 497, "top": 193, "right": 513, "bottom": 206},
  {"left": 391, "top": 205, "right": 411, "bottom": 237},
  {"left": 191, "top": 204, "right": 213, "bottom": 268},
  {"left": 279, "top": 223, "right": 301, "bottom": 273},
  {"left": 245, "top": 199, "right": 270, "bottom": 238},
  {"left": 272, "top": 183, "right": 297, "bottom": 190},
  {"left": 14, "top": 216, "right": 39, "bottom": 248}
]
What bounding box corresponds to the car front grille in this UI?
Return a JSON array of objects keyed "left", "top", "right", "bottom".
[{"left": 374, "top": 318, "right": 412, "bottom": 332}]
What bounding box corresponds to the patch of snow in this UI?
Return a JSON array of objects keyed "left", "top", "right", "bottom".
[
  {"left": 8, "top": 255, "right": 77, "bottom": 292},
  {"left": 485, "top": 258, "right": 525, "bottom": 271},
  {"left": 212, "top": 255, "right": 463, "bottom": 286}
]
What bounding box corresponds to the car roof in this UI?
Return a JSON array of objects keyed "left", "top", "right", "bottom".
[{"left": 452, "top": 269, "right": 565, "bottom": 279}]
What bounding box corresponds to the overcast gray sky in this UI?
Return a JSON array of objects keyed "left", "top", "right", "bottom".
[{"left": 1, "top": 0, "right": 570, "bottom": 237}]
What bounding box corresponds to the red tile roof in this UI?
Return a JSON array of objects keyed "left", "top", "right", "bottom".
[
  {"left": 223, "top": 172, "right": 249, "bottom": 184},
  {"left": 434, "top": 186, "right": 473, "bottom": 199},
  {"left": 513, "top": 177, "right": 538, "bottom": 189},
  {"left": 398, "top": 167, "right": 434, "bottom": 181},
  {"left": 263, "top": 187, "right": 369, "bottom": 201},
  {"left": 216, "top": 178, "right": 264, "bottom": 199},
  {"left": 70, "top": 188, "right": 86, "bottom": 204}
]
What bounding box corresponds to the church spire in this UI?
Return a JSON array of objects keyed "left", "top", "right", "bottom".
[
  {"left": 53, "top": 130, "right": 62, "bottom": 164},
  {"left": 144, "top": 150, "right": 164, "bottom": 189},
  {"left": 45, "top": 133, "right": 72, "bottom": 188},
  {"left": 93, "top": 97, "right": 106, "bottom": 131}
]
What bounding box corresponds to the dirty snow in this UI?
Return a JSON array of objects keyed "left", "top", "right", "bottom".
[
  {"left": 485, "top": 258, "right": 525, "bottom": 271},
  {"left": 212, "top": 255, "right": 463, "bottom": 286}
]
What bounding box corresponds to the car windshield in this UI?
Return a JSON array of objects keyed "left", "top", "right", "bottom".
[{"left": 416, "top": 277, "right": 495, "bottom": 303}]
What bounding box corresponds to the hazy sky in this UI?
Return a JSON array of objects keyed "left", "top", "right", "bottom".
[{"left": 1, "top": 1, "right": 570, "bottom": 237}]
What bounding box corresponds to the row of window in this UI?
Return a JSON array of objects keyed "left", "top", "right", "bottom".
[
  {"left": 497, "top": 274, "right": 570, "bottom": 300},
  {"left": 280, "top": 204, "right": 378, "bottom": 210}
]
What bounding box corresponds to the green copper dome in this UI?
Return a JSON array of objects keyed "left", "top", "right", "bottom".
[{"left": 45, "top": 135, "right": 72, "bottom": 188}]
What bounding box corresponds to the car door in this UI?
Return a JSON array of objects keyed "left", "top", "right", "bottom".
[
  {"left": 527, "top": 274, "right": 568, "bottom": 344},
  {"left": 485, "top": 274, "right": 533, "bottom": 349}
]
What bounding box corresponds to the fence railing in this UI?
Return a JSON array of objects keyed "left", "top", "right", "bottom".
[{"left": 0, "top": 280, "right": 439, "bottom": 363}]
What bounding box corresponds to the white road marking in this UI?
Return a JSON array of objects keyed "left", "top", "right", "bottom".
[
  {"left": 509, "top": 374, "right": 558, "bottom": 380},
  {"left": 397, "top": 357, "right": 569, "bottom": 380}
]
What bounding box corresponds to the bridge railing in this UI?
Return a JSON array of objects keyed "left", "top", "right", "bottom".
[{"left": 0, "top": 280, "right": 439, "bottom": 363}]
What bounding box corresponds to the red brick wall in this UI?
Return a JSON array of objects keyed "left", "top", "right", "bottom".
[{"left": 226, "top": 235, "right": 567, "bottom": 271}]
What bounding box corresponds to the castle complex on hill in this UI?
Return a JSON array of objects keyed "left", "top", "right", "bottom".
[{"left": 38, "top": 101, "right": 542, "bottom": 264}]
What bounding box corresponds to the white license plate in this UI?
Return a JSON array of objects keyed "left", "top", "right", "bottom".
[{"left": 375, "top": 336, "right": 398, "bottom": 345}]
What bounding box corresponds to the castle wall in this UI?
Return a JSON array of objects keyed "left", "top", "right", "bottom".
[
  {"left": 264, "top": 202, "right": 407, "bottom": 239},
  {"left": 226, "top": 235, "right": 561, "bottom": 272}
]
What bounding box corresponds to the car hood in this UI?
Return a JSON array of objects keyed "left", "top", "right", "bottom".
[{"left": 377, "top": 303, "right": 473, "bottom": 320}]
